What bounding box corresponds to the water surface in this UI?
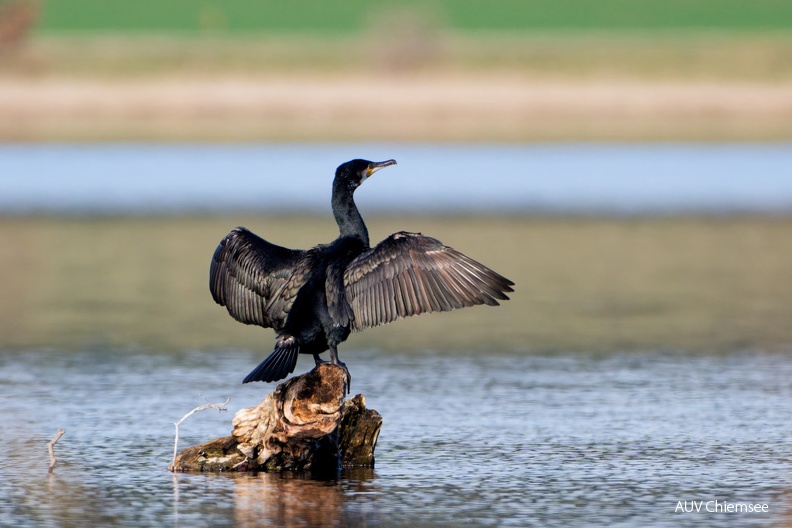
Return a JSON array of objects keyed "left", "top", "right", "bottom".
[
  {"left": 2, "top": 142, "right": 792, "bottom": 527},
  {"left": 3, "top": 143, "right": 792, "bottom": 214},
  {"left": 2, "top": 348, "right": 790, "bottom": 527}
]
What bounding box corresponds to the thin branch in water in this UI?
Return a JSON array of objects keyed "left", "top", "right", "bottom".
[
  {"left": 171, "top": 397, "right": 231, "bottom": 469},
  {"left": 232, "top": 456, "right": 249, "bottom": 470},
  {"left": 47, "top": 429, "right": 65, "bottom": 473}
]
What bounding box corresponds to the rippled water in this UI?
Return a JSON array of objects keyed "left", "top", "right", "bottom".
[{"left": 1, "top": 348, "right": 791, "bottom": 527}]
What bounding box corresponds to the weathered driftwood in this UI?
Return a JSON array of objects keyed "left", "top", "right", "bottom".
[
  {"left": 47, "top": 428, "right": 65, "bottom": 473},
  {"left": 169, "top": 364, "right": 382, "bottom": 473}
]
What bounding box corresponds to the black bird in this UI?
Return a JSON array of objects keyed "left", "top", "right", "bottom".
[{"left": 209, "top": 159, "right": 514, "bottom": 385}]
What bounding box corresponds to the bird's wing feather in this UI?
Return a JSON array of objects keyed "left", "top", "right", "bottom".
[
  {"left": 343, "top": 231, "right": 514, "bottom": 331},
  {"left": 326, "top": 261, "right": 355, "bottom": 327},
  {"left": 210, "top": 227, "right": 308, "bottom": 329}
]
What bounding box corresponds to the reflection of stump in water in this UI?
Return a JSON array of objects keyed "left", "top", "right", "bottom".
[
  {"left": 233, "top": 470, "right": 378, "bottom": 528},
  {"left": 169, "top": 364, "right": 382, "bottom": 473}
]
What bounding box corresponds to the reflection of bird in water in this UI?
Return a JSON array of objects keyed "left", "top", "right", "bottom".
[{"left": 210, "top": 159, "right": 514, "bottom": 384}]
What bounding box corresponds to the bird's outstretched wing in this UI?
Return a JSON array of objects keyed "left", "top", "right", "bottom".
[
  {"left": 342, "top": 231, "right": 514, "bottom": 331},
  {"left": 210, "top": 227, "right": 308, "bottom": 330}
]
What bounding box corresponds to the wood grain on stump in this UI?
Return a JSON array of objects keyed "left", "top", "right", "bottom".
[{"left": 169, "top": 364, "right": 382, "bottom": 473}]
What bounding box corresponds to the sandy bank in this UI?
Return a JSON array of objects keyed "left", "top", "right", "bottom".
[{"left": 2, "top": 74, "right": 791, "bottom": 141}]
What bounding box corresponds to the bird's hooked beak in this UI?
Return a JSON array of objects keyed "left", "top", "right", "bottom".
[{"left": 366, "top": 159, "right": 397, "bottom": 179}]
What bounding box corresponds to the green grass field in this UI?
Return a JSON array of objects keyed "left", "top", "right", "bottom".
[
  {"left": 22, "top": 0, "right": 792, "bottom": 81},
  {"left": 4, "top": 0, "right": 790, "bottom": 141},
  {"left": 36, "top": 0, "right": 792, "bottom": 33}
]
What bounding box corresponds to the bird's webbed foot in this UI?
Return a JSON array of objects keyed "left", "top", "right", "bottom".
[
  {"left": 341, "top": 366, "right": 352, "bottom": 395},
  {"left": 329, "top": 346, "right": 351, "bottom": 394}
]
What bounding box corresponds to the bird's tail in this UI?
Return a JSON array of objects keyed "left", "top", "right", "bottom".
[{"left": 243, "top": 337, "right": 300, "bottom": 384}]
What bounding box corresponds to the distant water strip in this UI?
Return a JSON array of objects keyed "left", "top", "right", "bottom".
[{"left": 2, "top": 143, "right": 792, "bottom": 215}]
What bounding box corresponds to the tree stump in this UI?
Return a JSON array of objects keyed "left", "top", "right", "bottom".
[{"left": 168, "top": 363, "right": 382, "bottom": 473}]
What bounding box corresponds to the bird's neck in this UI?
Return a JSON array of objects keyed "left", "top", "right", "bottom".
[{"left": 332, "top": 184, "right": 369, "bottom": 246}]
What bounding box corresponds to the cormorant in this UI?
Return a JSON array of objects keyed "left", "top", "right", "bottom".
[{"left": 209, "top": 159, "right": 514, "bottom": 384}]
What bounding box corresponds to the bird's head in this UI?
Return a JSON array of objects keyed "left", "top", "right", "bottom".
[{"left": 334, "top": 159, "right": 397, "bottom": 191}]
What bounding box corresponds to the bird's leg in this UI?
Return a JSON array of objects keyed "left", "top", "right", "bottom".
[
  {"left": 329, "top": 345, "right": 345, "bottom": 367},
  {"left": 329, "top": 346, "right": 351, "bottom": 394},
  {"left": 313, "top": 353, "right": 327, "bottom": 366}
]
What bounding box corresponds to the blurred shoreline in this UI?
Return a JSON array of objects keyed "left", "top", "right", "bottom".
[
  {"left": 2, "top": 33, "right": 792, "bottom": 142},
  {"left": 2, "top": 214, "right": 791, "bottom": 353}
]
